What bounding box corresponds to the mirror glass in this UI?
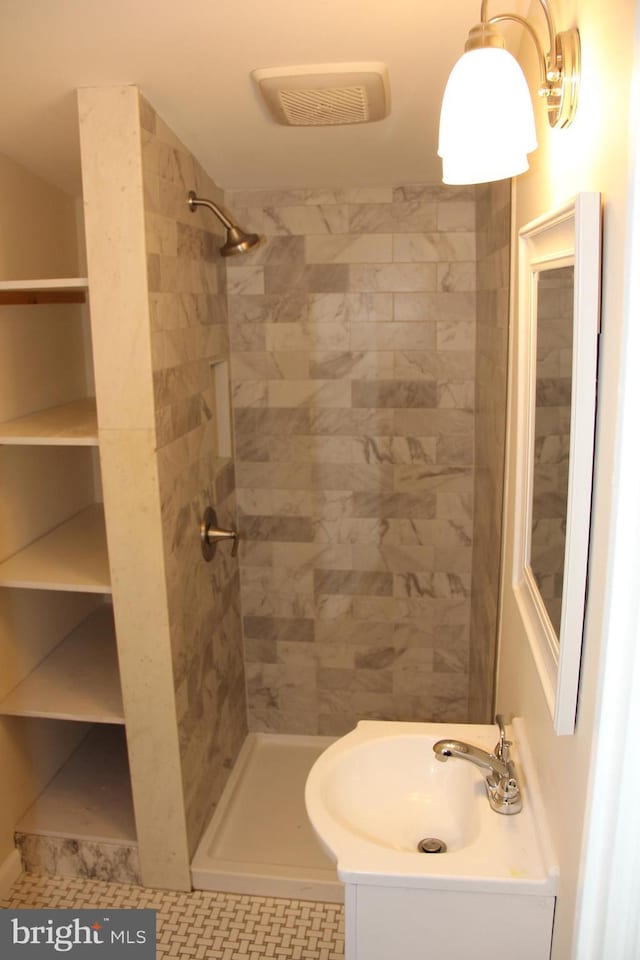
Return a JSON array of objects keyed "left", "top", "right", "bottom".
[{"left": 530, "top": 266, "right": 574, "bottom": 638}]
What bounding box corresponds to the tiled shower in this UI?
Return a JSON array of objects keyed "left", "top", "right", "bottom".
[{"left": 7, "top": 88, "right": 509, "bottom": 893}]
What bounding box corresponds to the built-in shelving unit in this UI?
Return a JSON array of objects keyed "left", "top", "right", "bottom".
[
  {"left": 16, "top": 726, "right": 136, "bottom": 843},
  {"left": 0, "top": 605, "right": 123, "bottom": 724},
  {"left": 0, "top": 504, "right": 111, "bottom": 593},
  {"left": 1, "top": 272, "right": 136, "bottom": 859},
  {"left": 0, "top": 398, "right": 98, "bottom": 446}
]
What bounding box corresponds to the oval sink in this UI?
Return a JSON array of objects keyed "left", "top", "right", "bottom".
[
  {"left": 320, "top": 734, "right": 483, "bottom": 853},
  {"left": 305, "top": 719, "right": 558, "bottom": 894}
]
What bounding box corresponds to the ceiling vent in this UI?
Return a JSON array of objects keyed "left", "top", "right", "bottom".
[{"left": 252, "top": 63, "right": 390, "bottom": 126}]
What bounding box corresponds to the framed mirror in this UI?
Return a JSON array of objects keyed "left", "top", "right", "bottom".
[{"left": 513, "top": 193, "right": 601, "bottom": 734}]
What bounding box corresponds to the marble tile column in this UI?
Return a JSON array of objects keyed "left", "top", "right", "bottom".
[{"left": 79, "top": 85, "right": 247, "bottom": 886}]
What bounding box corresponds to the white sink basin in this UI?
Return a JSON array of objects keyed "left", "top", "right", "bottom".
[
  {"left": 305, "top": 719, "right": 557, "bottom": 894},
  {"left": 318, "top": 731, "right": 483, "bottom": 854}
]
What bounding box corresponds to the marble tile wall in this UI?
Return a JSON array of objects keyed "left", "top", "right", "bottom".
[
  {"left": 15, "top": 834, "right": 141, "bottom": 885},
  {"left": 226, "top": 184, "right": 478, "bottom": 734},
  {"left": 468, "top": 180, "right": 511, "bottom": 722},
  {"left": 140, "top": 98, "right": 247, "bottom": 855}
]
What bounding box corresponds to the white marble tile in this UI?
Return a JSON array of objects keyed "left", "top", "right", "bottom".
[
  {"left": 225, "top": 265, "right": 265, "bottom": 295},
  {"left": 349, "top": 263, "right": 437, "bottom": 293},
  {"left": 263, "top": 205, "right": 349, "bottom": 235},
  {"left": 267, "top": 380, "right": 351, "bottom": 408},
  {"left": 436, "top": 201, "right": 476, "bottom": 231},
  {"left": 305, "top": 234, "right": 392, "bottom": 264},
  {"left": 393, "top": 233, "right": 476, "bottom": 262}
]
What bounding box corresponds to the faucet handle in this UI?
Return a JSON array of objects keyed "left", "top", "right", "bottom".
[{"left": 494, "top": 714, "right": 512, "bottom": 761}]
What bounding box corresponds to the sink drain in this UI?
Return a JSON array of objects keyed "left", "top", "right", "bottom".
[{"left": 417, "top": 837, "right": 447, "bottom": 854}]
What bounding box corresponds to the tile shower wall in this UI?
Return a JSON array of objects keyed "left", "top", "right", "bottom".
[
  {"left": 139, "top": 98, "right": 247, "bottom": 854},
  {"left": 227, "top": 185, "right": 478, "bottom": 735},
  {"left": 469, "top": 180, "right": 511, "bottom": 722}
]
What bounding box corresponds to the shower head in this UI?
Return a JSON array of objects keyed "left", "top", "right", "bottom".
[{"left": 187, "top": 191, "right": 260, "bottom": 257}]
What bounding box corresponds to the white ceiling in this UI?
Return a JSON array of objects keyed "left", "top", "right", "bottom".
[{"left": 0, "top": 0, "right": 529, "bottom": 196}]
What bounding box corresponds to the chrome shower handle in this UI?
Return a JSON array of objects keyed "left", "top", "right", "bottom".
[{"left": 200, "top": 506, "right": 239, "bottom": 561}]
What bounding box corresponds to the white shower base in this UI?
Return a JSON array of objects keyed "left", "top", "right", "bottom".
[{"left": 191, "top": 733, "right": 343, "bottom": 903}]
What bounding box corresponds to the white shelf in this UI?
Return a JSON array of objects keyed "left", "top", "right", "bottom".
[
  {"left": 0, "top": 504, "right": 111, "bottom": 593},
  {"left": 0, "top": 277, "right": 88, "bottom": 292},
  {"left": 0, "top": 606, "right": 123, "bottom": 723},
  {"left": 0, "top": 398, "right": 98, "bottom": 445},
  {"left": 16, "top": 725, "right": 136, "bottom": 844},
  {"left": 0, "top": 277, "right": 88, "bottom": 305}
]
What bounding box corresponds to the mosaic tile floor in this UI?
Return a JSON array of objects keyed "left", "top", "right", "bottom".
[{"left": 1, "top": 874, "right": 344, "bottom": 959}]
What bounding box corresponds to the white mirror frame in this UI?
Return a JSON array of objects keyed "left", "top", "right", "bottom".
[{"left": 514, "top": 193, "right": 601, "bottom": 734}]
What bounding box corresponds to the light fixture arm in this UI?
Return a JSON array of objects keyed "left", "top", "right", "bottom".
[
  {"left": 486, "top": 14, "right": 548, "bottom": 85},
  {"left": 472, "top": 0, "right": 580, "bottom": 128},
  {"left": 480, "top": 0, "right": 557, "bottom": 54}
]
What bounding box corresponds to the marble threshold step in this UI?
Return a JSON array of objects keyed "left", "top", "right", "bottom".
[{"left": 15, "top": 725, "right": 140, "bottom": 885}]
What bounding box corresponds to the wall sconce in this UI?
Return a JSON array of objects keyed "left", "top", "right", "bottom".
[{"left": 438, "top": 0, "right": 580, "bottom": 184}]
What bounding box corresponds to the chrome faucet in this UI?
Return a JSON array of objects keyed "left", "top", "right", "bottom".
[{"left": 433, "top": 715, "right": 522, "bottom": 815}]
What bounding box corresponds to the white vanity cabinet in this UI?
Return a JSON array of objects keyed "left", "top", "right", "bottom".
[
  {"left": 344, "top": 883, "right": 555, "bottom": 960},
  {"left": 305, "top": 719, "right": 558, "bottom": 960}
]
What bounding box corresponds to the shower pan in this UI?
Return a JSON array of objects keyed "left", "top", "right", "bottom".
[{"left": 191, "top": 733, "right": 342, "bottom": 902}]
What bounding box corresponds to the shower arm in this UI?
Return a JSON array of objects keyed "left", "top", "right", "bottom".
[{"left": 187, "top": 191, "right": 234, "bottom": 231}]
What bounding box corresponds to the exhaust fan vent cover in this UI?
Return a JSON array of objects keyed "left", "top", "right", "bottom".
[{"left": 252, "top": 63, "right": 390, "bottom": 126}]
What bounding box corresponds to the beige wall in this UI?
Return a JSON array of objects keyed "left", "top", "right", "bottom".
[
  {"left": 0, "top": 153, "right": 78, "bottom": 279},
  {"left": 227, "top": 184, "right": 478, "bottom": 733},
  {"left": 497, "top": 1, "right": 637, "bottom": 956}
]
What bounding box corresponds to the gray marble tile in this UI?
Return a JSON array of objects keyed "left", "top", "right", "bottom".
[
  {"left": 228, "top": 292, "right": 310, "bottom": 324},
  {"left": 314, "top": 569, "right": 393, "bottom": 597},
  {"left": 392, "top": 184, "right": 475, "bottom": 202},
  {"left": 349, "top": 202, "right": 438, "bottom": 233},
  {"left": 239, "top": 515, "right": 314, "bottom": 542},
  {"left": 309, "top": 351, "right": 395, "bottom": 381},
  {"left": 16, "top": 835, "right": 141, "bottom": 885},
  {"left": 243, "top": 616, "right": 315, "bottom": 643},
  {"left": 264, "top": 263, "right": 350, "bottom": 294},
  {"left": 352, "top": 380, "right": 437, "bottom": 409},
  {"left": 307, "top": 408, "right": 395, "bottom": 436},
  {"left": 393, "top": 291, "right": 477, "bottom": 323},
  {"left": 310, "top": 463, "right": 394, "bottom": 492},
  {"left": 353, "top": 492, "right": 437, "bottom": 519}
]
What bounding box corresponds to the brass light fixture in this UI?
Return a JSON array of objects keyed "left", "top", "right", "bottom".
[{"left": 438, "top": 0, "right": 580, "bottom": 184}]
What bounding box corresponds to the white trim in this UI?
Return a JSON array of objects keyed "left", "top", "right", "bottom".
[
  {"left": 514, "top": 194, "right": 601, "bottom": 734},
  {"left": 573, "top": 23, "right": 640, "bottom": 955},
  {"left": 0, "top": 849, "right": 22, "bottom": 900}
]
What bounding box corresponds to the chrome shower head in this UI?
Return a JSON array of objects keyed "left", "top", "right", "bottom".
[
  {"left": 187, "top": 191, "right": 260, "bottom": 257},
  {"left": 220, "top": 224, "right": 261, "bottom": 257}
]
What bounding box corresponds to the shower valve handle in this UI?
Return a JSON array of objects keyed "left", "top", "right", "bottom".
[{"left": 200, "top": 507, "right": 239, "bottom": 561}]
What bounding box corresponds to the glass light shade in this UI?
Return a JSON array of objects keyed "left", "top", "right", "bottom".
[{"left": 438, "top": 47, "right": 537, "bottom": 184}]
